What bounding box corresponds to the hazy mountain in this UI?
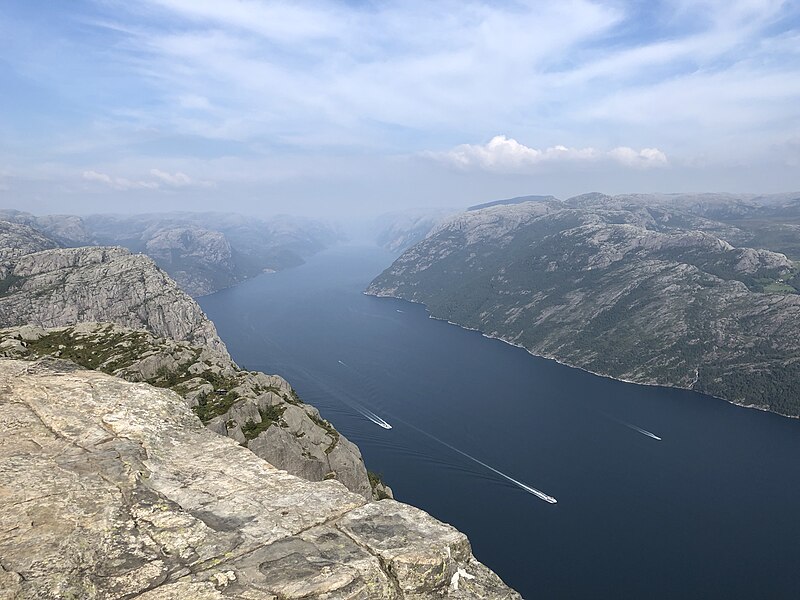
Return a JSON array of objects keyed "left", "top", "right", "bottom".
[
  {"left": 373, "top": 208, "right": 456, "bottom": 253},
  {"left": 0, "top": 210, "right": 342, "bottom": 296}
]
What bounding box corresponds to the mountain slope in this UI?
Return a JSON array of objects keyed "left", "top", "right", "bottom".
[
  {"left": 374, "top": 209, "right": 454, "bottom": 253},
  {"left": 0, "top": 224, "right": 379, "bottom": 497},
  {"left": 367, "top": 196, "right": 800, "bottom": 417},
  {"left": 0, "top": 245, "right": 228, "bottom": 356},
  {"left": 84, "top": 212, "right": 341, "bottom": 295}
]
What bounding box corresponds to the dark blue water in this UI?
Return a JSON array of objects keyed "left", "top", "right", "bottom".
[{"left": 200, "top": 245, "right": 800, "bottom": 599}]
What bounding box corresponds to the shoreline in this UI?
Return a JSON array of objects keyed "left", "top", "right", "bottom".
[{"left": 364, "top": 289, "right": 798, "bottom": 421}]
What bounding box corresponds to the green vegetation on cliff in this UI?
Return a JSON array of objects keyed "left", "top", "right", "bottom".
[{"left": 368, "top": 193, "right": 800, "bottom": 417}]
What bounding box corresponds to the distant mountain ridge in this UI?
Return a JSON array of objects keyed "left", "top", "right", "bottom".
[
  {"left": 368, "top": 192, "right": 800, "bottom": 417},
  {"left": 0, "top": 209, "right": 341, "bottom": 296},
  {"left": 467, "top": 194, "right": 559, "bottom": 211},
  {"left": 373, "top": 208, "right": 455, "bottom": 253}
]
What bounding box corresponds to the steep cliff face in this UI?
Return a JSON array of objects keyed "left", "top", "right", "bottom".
[
  {"left": 0, "top": 224, "right": 379, "bottom": 498},
  {"left": 368, "top": 195, "right": 800, "bottom": 417},
  {"left": 144, "top": 226, "right": 239, "bottom": 296},
  {"left": 0, "top": 246, "right": 228, "bottom": 357},
  {"left": 83, "top": 212, "right": 342, "bottom": 296},
  {"left": 0, "top": 358, "right": 519, "bottom": 599},
  {"left": 374, "top": 210, "right": 454, "bottom": 253},
  {"left": 0, "top": 322, "right": 377, "bottom": 499},
  {"left": 0, "top": 220, "right": 59, "bottom": 277}
]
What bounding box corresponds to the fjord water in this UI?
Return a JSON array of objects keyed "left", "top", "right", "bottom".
[{"left": 200, "top": 245, "right": 800, "bottom": 599}]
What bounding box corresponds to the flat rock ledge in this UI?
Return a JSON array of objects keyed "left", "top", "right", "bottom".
[{"left": 0, "top": 359, "right": 519, "bottom": 599}]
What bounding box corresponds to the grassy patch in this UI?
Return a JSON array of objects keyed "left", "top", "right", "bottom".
[
  {"left": 242, "top": 404, "right": 287, "bottom": 440},
  {"left": 194, "top": 390, "right": 240, "bottom": 423},
  {"left": 368, "top": 471, "right": 391, "bottom": 500},
  {"left": 761, "top": 281, "right": 797, "bottom": 294},
  {"left": 309, "top": 413, "right": 340, "bottom": 454},
  {"left": 287, "top": 388, "right": 303, "bottom": 405},
  {"left": 26, "top": 327, "right": 152, "bottom": 372},
  {"left": 0, "top": 273, "right": 26, "bottom": 297}
]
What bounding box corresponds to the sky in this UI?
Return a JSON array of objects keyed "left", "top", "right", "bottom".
[{"left": 1, "top": 0, "right": 799, "bottom": 217}]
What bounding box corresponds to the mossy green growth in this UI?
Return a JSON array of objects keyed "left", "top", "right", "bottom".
[
  {"left": 251, "top": 383, "right": 303, "bottom": 406},
  {"left": 0, "top": 273, "right": 26, "bottom": 297},
  {"left": 309, "top": 413, "right": 340, "bottom": 454},
  {"left": 194, "top": 390, "right": 240, "bottom": 423},
  {"left": 761, "top": 281, "right": 797, "bottom": 294},
  {"left": 25, "top": 326, "right": 152, "bottom": 372},
  {"left": 287, "top": 388, "right": 303, "bottom": 405},
  {"left": 242, "top": 404, "right": 287, "bottom": 440},
  {"left": 368, "top": 471, "right": 391, "bottom": 500}
]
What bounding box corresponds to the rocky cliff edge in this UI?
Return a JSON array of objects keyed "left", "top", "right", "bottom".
[
  {"left": 0, "top": 245, "right": 228, "bottom": 357},
  {"left": 0, "top": 358, "right": 519, "bottom": 600}
]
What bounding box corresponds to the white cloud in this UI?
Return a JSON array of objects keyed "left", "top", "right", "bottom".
[
  {"left": 150, "top": 169, "right": 193, "bottom": 186},
  {"left": 3, "top": 0, "right": 799, "bottom": 205},
  {"left": 607, "top": 147, "right": 669, "bottom": 169},
  {"left": 82, "top": 170, "right": 113, "bottom": 184},
  {"left": 83, "top": 170, "right": 154, "bottom": 190},
  {"left": 429, "top": 136, "right": 668, "bottom": 172},
  {"left": 82, "top": 169, "right": 212, "bottom": 190}
]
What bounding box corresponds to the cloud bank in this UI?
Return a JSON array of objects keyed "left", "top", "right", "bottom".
[{"left": 430, "top": 136, "right": 668, "bottom": 172}]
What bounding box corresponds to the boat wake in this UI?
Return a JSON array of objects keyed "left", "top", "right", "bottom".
[
  {"left": 620, "top": 420, "right": 662, "bottom": 441},
  {"left": 455, "top": 446, "right": 558, "bottom": 504},
  {"left": 600, "top": 412, "right": 662, "bottom": 441},
  {"left": 335, "top": 360, "right": 392, "bottom": 429},
  {"left": 395, "top": 416, "right": 557, "bottom": 504},
  {"left": 359, "top": 407, "right": 392, "bottom": 429}
]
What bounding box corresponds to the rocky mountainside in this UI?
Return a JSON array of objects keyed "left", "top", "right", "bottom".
[
  {"left": 0, "top": 220, "right": 59, "bottom": 277},
  {"left": 0, "top": 358, "right": 519, "bottom": 599},
  {"left": 0, "top": 244, "right": 228, "bottom": 356},
  {"left": 84, "top": 212, "right": 341, "bottom": 295},
  {"left": 0, "top": 322, "right": 384, "bottom": 500},
  {"left": 0, "top": 210, "right": 342, "bottom": 296},
  {"left": 368, "top": 193, "right": 800, "bottom": 417},
  {"left": 0, "top": 209, "right": 94, "bottom": 246},
  {"left": 374, "top": 210, "right": 454, "bottom": 253},
  {"left": 0, "top": 223, "right": 385, "bottom": 497}
]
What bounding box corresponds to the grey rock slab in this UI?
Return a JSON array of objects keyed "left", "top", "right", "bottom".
[
  {"left": 0, "top": 323, "right": 375, "bottom": 497},
  {"left": 0, "top": 358, "right": 520, "bottom": 599}
]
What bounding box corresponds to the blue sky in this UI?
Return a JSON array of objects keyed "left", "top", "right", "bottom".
[{"left": 1, "top": 0, "right": 799, "bottom": 216}]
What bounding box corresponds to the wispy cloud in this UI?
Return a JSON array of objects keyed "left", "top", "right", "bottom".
[
  {"left": 94, "top": 0, "right": 796, "bottom": 152},
  {"left": 0, "top": 1, "right": 798, "bottom": 212},
  {"left": 82, "top": 169, "right": 211, "bottom": 190},
  {"left": 429, "top": 136, "right": 668, "bottom": 172},
  {"left": 150, "top": 169, "right": 192, "bottom": 186},
  {"left": 82, "top": 170, "right": 159, "bottom": 190}
]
